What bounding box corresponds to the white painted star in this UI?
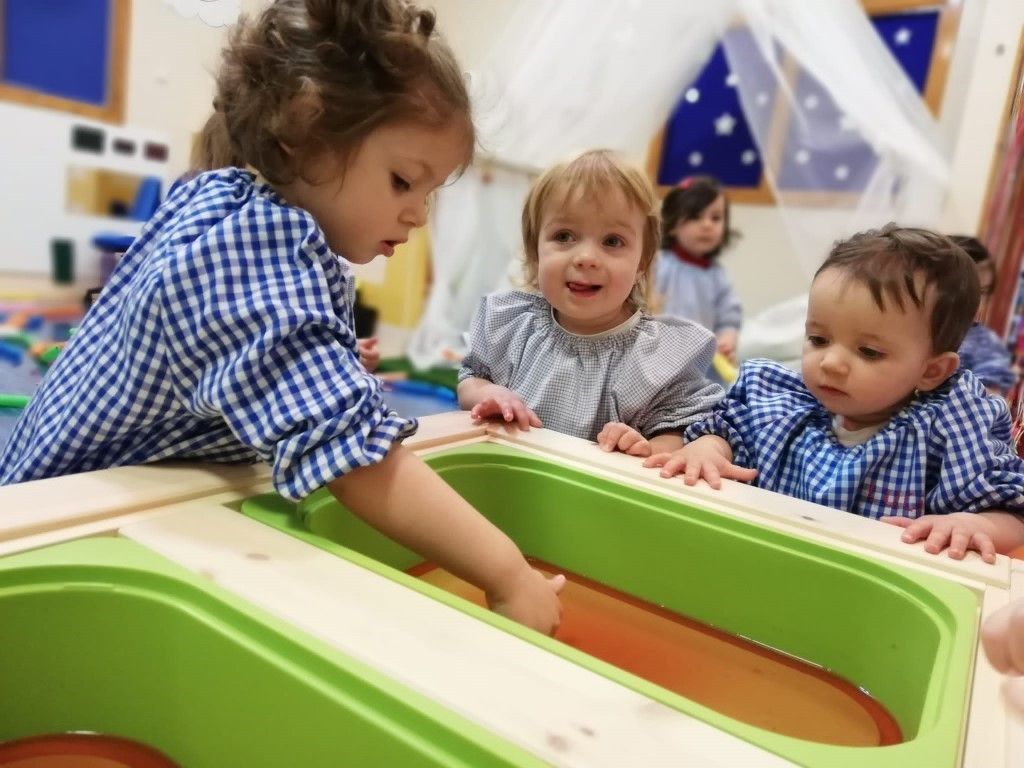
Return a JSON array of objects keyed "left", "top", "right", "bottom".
[
  {"left": 725, "top": 73, "right": 739, "bottom": 88},
  {"left": 741, "top": 150, "right": 757, "bottom": 165},
  {"left": 794, "top": 149, "right": 810, "bottom": 165},
  {"left": 755, "top": 91, "right": 770, "bottom": 107},
  {"left": 685, "top": 87, "right": 700, "bottom": 104},
  {"left": 894, "top": 27, "right": 912, "bottom": 46},
  {"left": 714, "top": 113, "right": 737, "bottom": 136},
  {"left": 688, "top": 151, "right": 703, "bottom": 167},
  {"left": 834, "top": 165, "right": 850, "bottom": 181}
]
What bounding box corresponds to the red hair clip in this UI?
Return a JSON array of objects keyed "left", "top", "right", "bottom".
[{"left": 676, "top": 177, "right": 694, "bottom": 190}]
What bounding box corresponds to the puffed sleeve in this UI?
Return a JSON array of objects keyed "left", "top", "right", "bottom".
[
  {"left": 713, "top": 267, "right": 743, "bottom": 332},
  {"left": 457, "top": 290, "right": 541, "bottom": 387},
  {"left": 631, "top": 321, "right": 723, "bottom": 437},
  {"left": 458, "top": 296, "right": 498, "bottom": 384},
  {"left": 925, "top": 373, "right": 1024, "bottom": 514},
  {"left": 684, "top": 359, "right": 809, "bottom": 466},
  {"left": 157, "top": 204, "right": 415, "bottom": 501}
]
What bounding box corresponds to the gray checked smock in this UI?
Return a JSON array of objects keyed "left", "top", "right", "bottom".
[{"left": 459, "top": 290, "right": 723, "bottom": 441}]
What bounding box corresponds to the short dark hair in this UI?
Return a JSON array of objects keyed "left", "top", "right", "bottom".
[
  {"left": 948, "top": 234, "right": 990, "bottom": 264},
  {"left": 659, "top": 175, "right": 737, "bottom": 257},
  {"left": 950, "top": 234, "right": 996, "bottom": 298},
  {"left": 815, "top": 224, "right": 979, "bottom": 353}
]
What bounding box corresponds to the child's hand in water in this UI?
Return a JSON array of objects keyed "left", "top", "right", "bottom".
[
  {"left": 596, "top": 422, "right": 651, "bottom": 456},
  {"left": 357, "top": 336, "right": 380, "bottom": 373},
  {"left": 470, "top": 385, "right": 542, "bottom": 430},
  {"left": 882, "top": 512, "right": 999, "bottom": 564},
  {"left": 643, "top": 435, "right": 757, "bottom": 490},
  {"left": 487, "top": 565, "right": 566, "bottom": 636},
  {"left": 981, "top": 600, "right": 1024, "bottom": 712}
]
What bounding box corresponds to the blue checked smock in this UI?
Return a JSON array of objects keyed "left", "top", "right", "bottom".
[
  {"left": 653, "top": 250, "right": 742, "bottom": 333},
  {"left": 459, "top": 290, "right": 723, "bottom": 442},
  {"left": 959, "top": 322, "right": 1016, "bottom": 394},
  {"left": 684, "top": 359, "right": 1024, "bottom": 519},
  {"left": 0, "top": 169, "right": 415, "bottom": 501}
]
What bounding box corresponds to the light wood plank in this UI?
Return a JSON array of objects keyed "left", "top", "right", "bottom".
[
  {"left": 0, "top": 461, "right": 270, "bottom": 542},
  {"left": 120, "top": 504, "right": 795, "bottom": 768}
]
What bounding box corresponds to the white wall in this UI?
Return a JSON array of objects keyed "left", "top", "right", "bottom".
[{"left": 126, "top": 0, "right": 268, "bottom": 177}]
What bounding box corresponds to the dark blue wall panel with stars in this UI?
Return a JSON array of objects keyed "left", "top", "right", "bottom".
[{"left": 657, "top": 9, "right": 941, "bottom": 193}]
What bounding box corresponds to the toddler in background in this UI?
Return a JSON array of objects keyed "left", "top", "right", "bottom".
[
  {"left": 0, "top": 0, "right": 563, "bottom": 634},
  {"left": 651, "top": 225, "right": 1024, "bottom": 562},
  {"left": 655, "top": 176, "right": 742, "bottom": 364},
  {"left": 951, "top": 235, "right": 1016, "bottom": 396},
  {"left": 459, "top": 150, "right": 749, "bottom": 466}
]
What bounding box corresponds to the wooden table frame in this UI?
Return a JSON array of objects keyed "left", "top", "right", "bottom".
[{"left": 0, "top": 412, "right": 1020, "bottom": 767}]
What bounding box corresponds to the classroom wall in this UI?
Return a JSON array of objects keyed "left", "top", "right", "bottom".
[
  {"left": 126, "top": 0, "right": 267, "bottom": 177},
  {"left": 0, "top": 2, "right": 265, "bottom": 285},
  {"left": 3, "top": 2, "right": 1017, "bottom": 312}
]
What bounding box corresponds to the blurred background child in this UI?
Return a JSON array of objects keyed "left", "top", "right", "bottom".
[
  {"left": 655, "top": 176, "right": 742, "bottom": 365},
  {"left": 951, "top": 235, "right": 1017, "bottom": 396}
]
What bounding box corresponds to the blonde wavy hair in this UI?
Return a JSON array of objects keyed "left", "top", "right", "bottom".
[{"left": 521, "top": 149, "right": 661, "bottom": 311}]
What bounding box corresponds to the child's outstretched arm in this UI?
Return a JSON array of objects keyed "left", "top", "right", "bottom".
[
  {"left": 882, "top": 511, "right": 1024, "bottom": 565},
  {"left": 981, "top": 599, "right": 1024, "bottom": 711},
  {"left": 457, "top": 377, "right": 542, "bottom": 431},
  {"left": 644, "top": 434, "right": 757, "bottom": 490},
  {"left": 328, "top": 442, "right": 564, "bottom": 634}
]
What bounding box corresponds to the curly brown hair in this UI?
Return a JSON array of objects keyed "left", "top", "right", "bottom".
[
  {"left": 192, "top": 0, "right": 473, "bottom": 184},
  {"left": 816, "top": 224, "right": 980, "bottom": 353}
]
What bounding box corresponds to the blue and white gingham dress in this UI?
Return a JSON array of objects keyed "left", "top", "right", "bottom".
[
  {"left": 459, "top": 290, "right": 723, "bottom": 442},
  {"left": 959, "top": 322, "right": 1017, "bottom": 394},
  {"left": 685, "top": 358, "right": 1024, "bottom": 519},
  {"left": 0, "top": 169, "right": 415, "bottom": 501}
]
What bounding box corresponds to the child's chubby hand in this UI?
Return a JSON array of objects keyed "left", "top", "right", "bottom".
[
  {"left": 642, "top": 435, "right": 757, "bottom": 490},
  {"left": 981, "top": 600, "right": 1024, "bottom": 712},
  {"left": 882, "top": 512, "right": 998, "bottom": 564},
  {"left": 596, "top": 422, "right": 651, "bottom": 456},
  {"left": 487, "top": 564, "right": 566, "bottom": 636},
  {"left": 470, "top": 384, "right": 542, "bottom": 431},
  {"left": 716, "top": 328, "right": 739, "bottom": 365},
  {"left": 357, "top": 336, "right": 380, "bottom": 373}
]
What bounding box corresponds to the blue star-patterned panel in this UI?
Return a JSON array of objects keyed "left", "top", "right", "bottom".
[{"left": 657, "top": 9, "right": 941, "bottom": 192}]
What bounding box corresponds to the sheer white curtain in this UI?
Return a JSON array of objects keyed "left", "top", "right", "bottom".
[
  {"left": 410, "top": 0, "right": 951, "bottom": 367},
  {"left": 724, "top": 0, "right": 951, "bottom": 275},
  {"left": 410, "top": 2, "right": 732, "bottom": 366},
  {"left": 407, "top": 165, "right": 530, "bottom": 368}
]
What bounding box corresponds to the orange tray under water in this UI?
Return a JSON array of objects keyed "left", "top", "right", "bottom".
[
  {"left": 0, "top": 734, "right": 178, "bottom": 768},
  {"left": 410, "top": 558, "right": 902, "bottom": 747}
]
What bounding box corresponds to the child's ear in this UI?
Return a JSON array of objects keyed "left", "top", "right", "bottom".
[{"left": 917, "top": 351, "right": 960, "bottom": 392}]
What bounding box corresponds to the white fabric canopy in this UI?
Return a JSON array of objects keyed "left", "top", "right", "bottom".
[{"left": 408, "top": 0, "right": 951, "bottom": 366}]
